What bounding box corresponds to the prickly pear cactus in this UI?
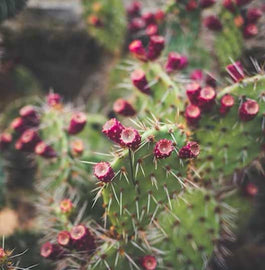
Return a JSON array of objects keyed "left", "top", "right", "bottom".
[
  {"left": 215, "top": 10, "right": 244, "bottom": 68},
  {"left": 194, "top": 74, "right": 265, "bottom": 182},
  {"left": 82, "top": 0, "right": 126, "bottom": 53},
  {"left": 100, "top": 122, "right": 189, "bottom": 234},
  {"left": 148, "top": 188, "right": 235, "bottom": 270},
  {"left": 0, "top": 0, "right": 27, "bottom": 23}
]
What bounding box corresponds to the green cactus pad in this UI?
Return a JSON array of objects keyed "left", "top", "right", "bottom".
[
  {"left": 82, "top": 0, "right": 126, "bottom": 53},
  {"left": 195, "top": 74, "right": 265, "bottom": 182},
  {"left": 89, "top": 237, "right": 149, "bottom": 270},
  {"left": 101, "top": 123, "right": 189, "bottom": 236},
  {"left": 149, "top": 188, "right": 234, "bottom": 270},
  {"left": 215, "top": 10, "right": 243, "bottom": 69},
  {"left": 131, "top": 63, "right": 186, "bottom": 123}
]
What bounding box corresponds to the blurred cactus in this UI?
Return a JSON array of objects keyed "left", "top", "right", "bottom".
[{"left": 82, "top": 0, "right": 126, "bottom": 53}]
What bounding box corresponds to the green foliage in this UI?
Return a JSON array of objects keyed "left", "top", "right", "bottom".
[{"left": 82, "top": 0, "right": 126, "bottom": 53}]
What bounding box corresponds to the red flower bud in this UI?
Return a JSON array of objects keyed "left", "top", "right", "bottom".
[
  {"left": 71, "top": 139, "right": 84, "bottom": 156},
  {"left": 223, "top": 0, "right": 236, "bottom": 13},
  {"left": 239, "top": 99, "right": 259, "bottom": 121},
  {"left": 10, "top": 117, "right": 27, "bottom": 134},
  {"left": 47, "top": 92, "right": 62, "bottom": 106},
  {"left": 198, "top": 86, "right": 216, "bottom": 111},
  {"left": 226, "top": 61, "right": 244, "bottom": 82},
  {"left": 165, "top": 52, "right": 188, "bottom": 73},
  {"left": 19, "top": 105, "right": 40, "bottom": 127},
  {"left": 70, "top": 225, "right": 96, "bottom": 252},
  {"left": 35, "top": 142, "right": 57, "bottom": 158},
  {"left": 129, "top": 18, "right": 145, "bottom": 33},
  {"left": 68, "top": 112, "right": 87, "bottom": 135},
  {"left": 185, "top": 105, "right": 201, "bottom": 125},
  {"left": 186, "top": 0, "right": 198, "bottom": 11},
  {"left": 40, "top": 242, "right": 64, "bottom": 260},
  {"left": 204, "top": 15, "right": 223, "bottom": 31},
  {"left": 155, "top": 10, "right": 165, "bottom": 23},
  {"left": 131, "top": 69, "right": 151, "bottom": 95},
  {"left": 127, "top": 1, "right": 142, "bottom": 17},
  {"left": 190, "top": 69, "right": 203, "bottom": 81},
  {"left": 120, "top": 127, "right": 141, "bottom": 149},
  {"left": 0, "top": 133, "right": 12, "bottom": 150},
  {"left": 219, "top": 94, "right": 235, "bottom": 115},
  {"left": 243, "top": 24, "right": 258, "bottom": 39},
  {"left": 94, "top": 162, "right": 115, "bottom": 183},
  {"left": 154, "top": 139, "right": 173, "bottom": 159},
  {"left": 146, "top": 24, "right": 159, "bottom": 36},
  {"left": 57, "top": 231, "right": 72, "bottom": 248},
  {"left": 186, "top": 83, "right": 201, "bottom": 105},
  {"left": 142, "top": 12, "right": 156, "bottom": 26},
  {"left": 88, "top": 15, "right": 103, "bottom": 27},
  {"left": 129, "top": 40, "right": 147, "bottom": 61},
  {"left": 205, "top": 73, "right": 217, "bottom": 87},
  {"left": 147, "top": 35, "right": 165, "bottom": 61},
  {"left": 179, "top": 141, "right": 200, "bottom": 159},
  {"left": 113, "top": 99, "right": 136, "bottom": 117},
  {"left": 140, "top": 255, "right": 157, "bottom": 270},
  {"left": 102, "top": 118, "right": 125, "bottom": 143},
  {"left": 18, "top": 129, "right": 41, "bottom": 152},
  {"left": 247, "top": 8, "right": 263, "bottom": 23}
]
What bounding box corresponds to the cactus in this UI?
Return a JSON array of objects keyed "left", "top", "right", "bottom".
[
  {"left": 82, "top": 0, "right": 126, "bottom": 53},
  {"left": 215, "top": 10, "right": 244, "bottom": 69},
  {"left": 99, "top": 121, "right": 190, "bottom": 235},
  {"left": 193, "top": 74, "right": 265, "bottom": 182},
  {"left": 148, "top": 187, "right": 235, "bottom": 270}
]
